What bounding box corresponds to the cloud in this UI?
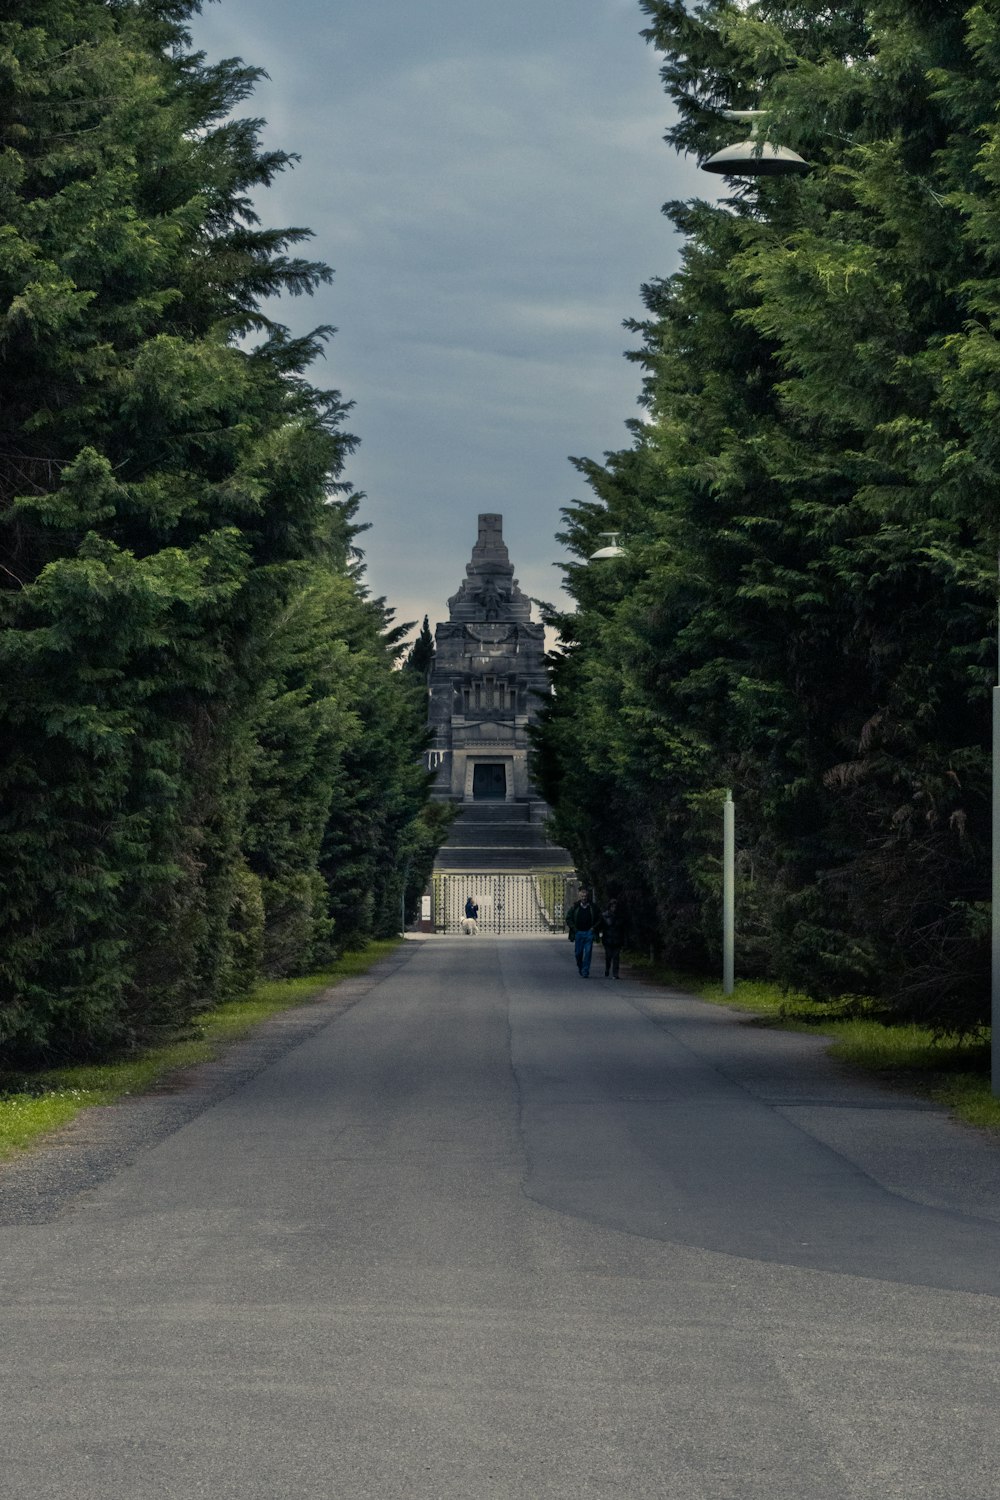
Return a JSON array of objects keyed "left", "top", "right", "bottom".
[{"left": 189, "top": 0, "right": 698, "bottom": 636}]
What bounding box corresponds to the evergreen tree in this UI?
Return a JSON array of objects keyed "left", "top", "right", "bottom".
[
  {"left": 404, "top": 616, "right": 435, "bottom": 681},
  {"left": 318, "top": 595, "right": 436, "bottom": 945},
  {"left": 0, "top": 1, "right": 441, "bottom": 1059},
  {"left": 536, "top": 0, "right": 1000, "bottom": 1027}
]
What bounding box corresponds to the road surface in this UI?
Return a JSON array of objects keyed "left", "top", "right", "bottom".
[{"left": 3, "top": 935, "right": 1000, "bottom": 1499}]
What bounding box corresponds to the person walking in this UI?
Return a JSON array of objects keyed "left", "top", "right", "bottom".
[
  {"left": 566, "top": 887, "right": 600, "bottom": 978},
  {"left": 600, "top": 897, "right": 626, "bottom": 978},
  {"left": 462, "top": 895, "right": 479, "bottom": 936}
]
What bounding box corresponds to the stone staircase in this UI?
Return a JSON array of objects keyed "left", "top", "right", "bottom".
[{"left": 434, "top": 801, "right": 573, "bottom": 872}]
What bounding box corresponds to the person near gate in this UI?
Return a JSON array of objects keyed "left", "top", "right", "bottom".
[
  {"left": 600, "top": 897, "right": 626, "bottom": 978},
  {"left": 566, "top": 887, "right": 600, "bottom": 978},
  {"left": 461, "top": 895, "right": 479, "bottom": 936}
]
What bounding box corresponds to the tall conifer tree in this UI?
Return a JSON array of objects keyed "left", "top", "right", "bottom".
[
  {"left": 536, "top": 0, "right": 999, "bottom": 1026},
  {"left": 0, "top": 1, "right": 439, "bottom": 1058}
]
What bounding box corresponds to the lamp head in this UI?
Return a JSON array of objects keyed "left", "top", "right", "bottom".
[
  {"left": 589, "top": 531, "right": 626, "bottom": 561},
  {"left": 703, "top": 109, "right": 809, "bottom": 177},
  {"left": 702, "top": 140, "right": 810, "bottom": 177}
]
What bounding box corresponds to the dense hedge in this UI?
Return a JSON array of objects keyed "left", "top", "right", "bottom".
[
  {"left": 0, "top": 0, "right": 439, "bottom": 1061},
  {"left": 533, "top": 0, "right": 1000, "bottom": 1030}
]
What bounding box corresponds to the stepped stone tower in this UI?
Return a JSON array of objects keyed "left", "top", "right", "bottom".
[
  {"left": 427, "top": 514, "right": 572, "bottom": 873},
  {"left": 427, "top": 512, "right": 547, "bottom": 803}
]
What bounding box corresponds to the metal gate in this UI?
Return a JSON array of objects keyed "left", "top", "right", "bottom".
[{"left": 433, "top": 873, "right": 575, "bottom": 935}]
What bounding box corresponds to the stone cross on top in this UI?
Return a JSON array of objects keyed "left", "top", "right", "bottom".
[{"left": 446, "top": 513, "right": 532, "bottom": 624}]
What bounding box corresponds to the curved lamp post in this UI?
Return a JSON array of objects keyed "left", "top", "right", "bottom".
[
  {"left": 587, "top": 532, "right": 736, "bottom": 994},
  {"left": 703, "top": 109, "right": 810, "bottom": 178}
]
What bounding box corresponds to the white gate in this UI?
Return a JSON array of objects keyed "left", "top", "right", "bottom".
[{"left": 433, "top": 873, "right": 574, "bottom": 935}]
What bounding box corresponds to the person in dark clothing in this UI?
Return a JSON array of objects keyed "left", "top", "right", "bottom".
[
  {"left": 462, "top": 895, "right": 479, "bottom": 935},
  {"left": 600, "top": 897, "right": 626, "bottom": 978},
  {"left": 566, "top": 888, "right": 600, "bottom": 978}
]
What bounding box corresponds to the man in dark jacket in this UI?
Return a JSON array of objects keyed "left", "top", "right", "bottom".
[
  {"left": 566, "top": 888, "right": 600, "bottom": 978},
  {"left": 600, "top": 897, "right": 626, "bottom": 978}
]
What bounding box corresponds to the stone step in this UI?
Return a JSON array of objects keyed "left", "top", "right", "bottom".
[
  {"left": 434, "top": 848, "right": 574, "bottom": 872},
  {"left": 433, "top": 799, "right": 570, "bottom": 872},
  {"left": 442, "top": 825, "right": 555, "bottom": 850},
  {"left": 444, "top": 802, "right": 532, "bottom": 823}
]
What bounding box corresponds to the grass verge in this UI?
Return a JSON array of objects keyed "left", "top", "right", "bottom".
[
  {"left": 628, "top": 958, "right": 1000, "bottom": 1132},
  {"left": 0, "top": 939, "right": 403, "bottom": 1161}
]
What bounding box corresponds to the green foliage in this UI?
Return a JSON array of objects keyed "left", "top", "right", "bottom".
[
  {"left": 535, "top": 0, "right": 1000, "bottom": 1030},
  {"left": 403, "top": 800, "right": 455, "bottom": 924},
  {"left": 404, "top": 615, "right": 435, "bottom": 681},
  {"left": 0, "top": 3, "right": 443, "bottom": 1062},
  {"left": 319, "top": 596, "right": 437, "bottom": 945},
  {"left": 223, "top": 860, "right": 266, "bottom": 1000}
]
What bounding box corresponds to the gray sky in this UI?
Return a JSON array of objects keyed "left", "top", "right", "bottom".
[{"left": 189, "top": 0, "right": 703, "bottom": 634}]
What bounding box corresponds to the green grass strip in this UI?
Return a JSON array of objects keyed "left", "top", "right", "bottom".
[
  {"left": 630, "top": 958, "right": 1000, "bottom": 1132},
  {"left": 0, "top": 939, "right": 403, "bottom": 1161}
]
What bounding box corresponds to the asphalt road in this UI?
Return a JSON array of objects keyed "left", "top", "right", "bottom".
[{"left": 3, "top": 936, "right": 1000, "bottom": 1499}]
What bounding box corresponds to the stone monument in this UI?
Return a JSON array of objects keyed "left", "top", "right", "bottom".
[
  {"left": 426, "top": 512, "right": 548, "bottom": 805},
  {"left": 424, "top": 513, "right": 573, "bottom": 916}
]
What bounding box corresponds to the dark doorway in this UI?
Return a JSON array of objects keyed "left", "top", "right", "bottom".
[{"left": 473, "top": 763, "right": 507, "bottom": 801}]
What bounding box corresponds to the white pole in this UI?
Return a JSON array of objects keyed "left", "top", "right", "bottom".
[
  {"left": 723, "top": 790, "right": 735, "bottom": 996},
  {"left": 993, "top": 560, "right": 1000, "bottom": 1091}
]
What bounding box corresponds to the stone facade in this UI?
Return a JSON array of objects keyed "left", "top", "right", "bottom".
[{"left": 426, "top": 513, "right": 548, "bottom": 804}]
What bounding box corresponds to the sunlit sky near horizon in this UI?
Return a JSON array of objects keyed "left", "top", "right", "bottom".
[{"left": 189, "top": 0, "right": 706, "bottom": 635}]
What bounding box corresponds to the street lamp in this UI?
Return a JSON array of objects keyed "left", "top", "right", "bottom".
[
  {"left": 703, "top": 109, "right": 810, "bottom": 178},
  {"left": 696, "top": 108, "right": 806, "bottom": 993},
  {"left": 589, "top": 531, "right": 626, "bottom": 561}
]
